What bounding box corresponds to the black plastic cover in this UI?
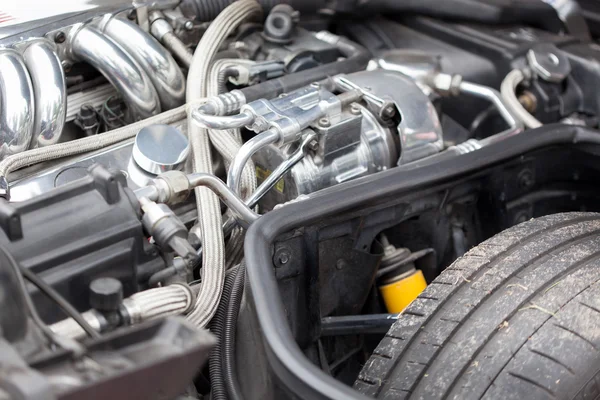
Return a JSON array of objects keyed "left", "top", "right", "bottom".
[{"left": 0, "top": 165, "right": 163, "bottom": 323}]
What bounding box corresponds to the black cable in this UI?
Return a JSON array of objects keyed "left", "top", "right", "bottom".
[
  {"left": 209, "top": 266, "right": 238, "bottom": 400},
  {"left": 223, "top": 262, "right": 246, "bottom": 400},
  {"left": 20, "top": 267, "right": 101, "bottom": 340},
  {"left": 0, "top": 245, "right": 63, "bottom": 348}
]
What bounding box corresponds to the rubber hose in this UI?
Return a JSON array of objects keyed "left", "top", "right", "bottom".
[
  {"left": 208, "top": 267, "right": 238, "bottom": 400},
  {"left": 240, "top": 34, "right": 369, "bottom": 102},
  {"left": 223, "top": 262, "right": 246, "bottom": 400},
  {"left": 180, "top": 0, "right": 326, "bottom": 22}
]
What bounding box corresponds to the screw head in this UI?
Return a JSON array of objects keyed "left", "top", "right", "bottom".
[
  {"left": 54, "top": 31, "right": 66, "bottom": 44},
  {"left": 184, "top": 20, "right": 194, "bottom": 30},
  {"left": 318, "top": 118, "right": 330, "bottom": 128},
  {"left": 273, "top": 247, "right": 291, "bottom": 267},
  {"left": 350, "top": 103, "right": 362, "bottom": 115}
]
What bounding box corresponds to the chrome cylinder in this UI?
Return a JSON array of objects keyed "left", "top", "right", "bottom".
[
  {"left": 21, "top": 39, "right": 67, "bottom": 147},
  {"left": 69, "top": 24, "right": 160, "bottom": 119},
  {"left": 101, "top": 16, "right": 185, "bottom": 110},
  {"left": 0, "top": 49, "right": 34, "bottom": 159}
]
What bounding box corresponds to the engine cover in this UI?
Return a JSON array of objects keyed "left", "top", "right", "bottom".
[{"left": 0, "top": 165, "right": 163, "bottom": 323}]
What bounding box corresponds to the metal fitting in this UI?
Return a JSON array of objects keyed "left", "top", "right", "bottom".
[
  {"left": 432, "top": 73, "right": 462, "bottom": 96},
  {"left": 152, "top": 170, "right": 192, "bottom": 205},
  {"left": 240, "top": 85, "right": 341, "bottom": 143},
  {"left": 527, "top": 44, "right": 571, "bottom": 83}
]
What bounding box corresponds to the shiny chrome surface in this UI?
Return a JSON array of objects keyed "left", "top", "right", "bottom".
[
  {"left": 187, "top": 173, "right": 259, "bottom": 228},
  {"left": 132, "top": 124, "right": 189, "bottom": 174},
  {"left": 458, "top": 80, "right": 523, "bottom": 130},
  {"left": 370, "top": 49, "right": 442, "bottom": 92},
  {"left": 227, "top": 128, "right": 281, "bottom": 195},
  {"left": 337, "top": 70, "right": 443, "bottom": 165},
  {"left": 69, "top": 24, "right": 160, "bottom": 119},
  {"left": 21, "top": 39, "right": 67, "bottom": 147},
  {"left": 192, "top": 108, "right": 255, "bottom": 130},
  {"left": 102, "top": 15, "right": 185, "bottom": 110},
  {"left": 0, "top": 49, "right": 34, "bottom": 159}
]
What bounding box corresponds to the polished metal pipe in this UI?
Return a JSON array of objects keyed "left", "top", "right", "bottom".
[
  {"left": 227, "top": 128, "right": 281, "bottom": 195},
  {"left": 21, "top": 39, "right": 67, "bottom": 148},
  {"left": 101, "top": 16, "right": 185, "bottom": 110},
  {"left": 0, "top": 49, "right": 34, "bottom": 159},
  {"left": 191, "top": 107, "right": 254, "bottom": 130},
  {"left": 187, "top": 173, "right": 259, "bottom": 229},
  {"left": 69, "top": 24, "right": 160, "bottom": 119},
  {"left": 458, "top": 80, "right": 523, "bottom": 131}
]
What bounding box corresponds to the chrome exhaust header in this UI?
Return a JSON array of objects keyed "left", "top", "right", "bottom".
[{"left": 0, "top": 49, "right": 34, "bottom": 158}]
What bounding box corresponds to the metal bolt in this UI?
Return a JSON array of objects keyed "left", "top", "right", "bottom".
[
  {"left": 308, "top": 139, "right": 319, "bottom": 151},
  {"left": 350, "top": 103, "right": 362, "bottom": 115},
  {"left": 310, "top": 82, "right": 321, "bottom": 88},
  {"left": 518, "top": 91, "right": 537, "bottom": 114},
  {"left": 273, "top": 248, "right": 291, "bottom": 267},
  {"left": 184, "top": 20, "right": 194, "bottom": 30},
  {"left": 517, "top": 169, "right": 534, "bottom": 190},
  {"left": 318, "top": 118, "right": 330, "bottom": 128},
  {"left": 54, "top": 31, "right": 66, "bottom": 44},
  {"left": 382, "top": 105, "right": 396, "bottom": 119},
  {"left": 336, "top": 259, "right": 346, "bottom": 270},
  {"left": 61, "top": 60, "right": 72, "bottom": 72}
]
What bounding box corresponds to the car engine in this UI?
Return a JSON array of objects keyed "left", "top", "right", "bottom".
[{"left": 2, "top": 0, "right": 600, "bottom": 399}]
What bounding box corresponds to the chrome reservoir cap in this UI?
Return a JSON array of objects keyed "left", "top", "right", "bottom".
[{"left": 132, "top": 124, "right": 189, "bottom": 174}]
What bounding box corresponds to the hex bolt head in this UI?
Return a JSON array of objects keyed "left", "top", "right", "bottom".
[{"left": 318, "top": 118, "right": 330, "bottom": 128}]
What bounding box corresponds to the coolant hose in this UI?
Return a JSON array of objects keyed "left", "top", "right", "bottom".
[
  {"left": 185, "top": 0, "right": 262, "bottom": 328},
  {"left": 0, "top": 105, "right": 187, "bottom": 199},
  {"left": 239, "top": 32, "right": 369, "bottom": 102},
  {"left": 500, "top": 69, "right": 542, "bottom": 129}
]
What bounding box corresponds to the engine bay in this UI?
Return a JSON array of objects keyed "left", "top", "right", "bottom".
[{"left": 1, "top": 1, "right": 600, "bottom": 399}]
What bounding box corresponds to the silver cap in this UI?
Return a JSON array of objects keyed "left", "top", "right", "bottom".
[{"left": 132, "top": 124, "right": 189, "bottom": 174}]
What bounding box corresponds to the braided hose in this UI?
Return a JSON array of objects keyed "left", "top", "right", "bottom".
[
  {"left": 186, "top": 0, "right": 262, "bottom": 328},
  {"left": 0, "top": 105, "right": 187, "bottom": 195},
  {"left": 122, "top": 283, "right": 196, "bottom": 324}
]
